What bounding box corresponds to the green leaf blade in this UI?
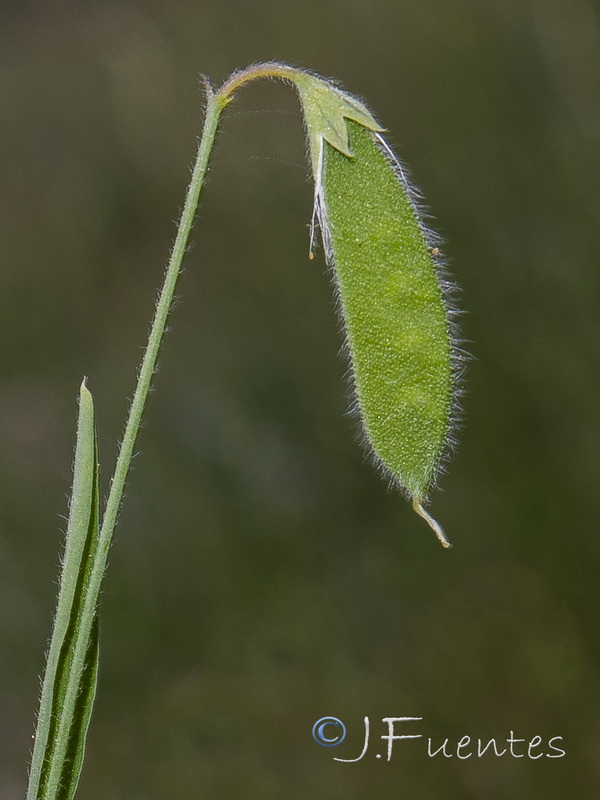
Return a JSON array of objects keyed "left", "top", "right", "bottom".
[
  {"left": 55, "top": 614, "right": 99, "bottom": 800},
  {"left": 28, "top": 381, "right": 100, "bottom": 800}
]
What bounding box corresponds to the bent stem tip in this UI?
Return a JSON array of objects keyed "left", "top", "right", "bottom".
[{"left": 412, "top": 499, "right": 452, "bottom": 549}]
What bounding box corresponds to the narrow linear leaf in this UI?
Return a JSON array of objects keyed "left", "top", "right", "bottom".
[
  {"left": 56, "top": 614, "right": 99, "bottom": 800},
  {"left": 28, "top": 380, "right": 100, "bottom": 800}
]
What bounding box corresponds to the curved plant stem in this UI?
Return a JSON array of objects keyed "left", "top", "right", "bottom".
[
  {"left": 100, "top": 63, "right": 301, "bottom": 548},
  {"left": 32, "top": 82, "right": 226, "bottom": 800},
  {"left": 97, "top": 65, "right": 305, "bottom": 569},
  {"left": 217, "top": 61, "right": 300, "bottom": 100},
  {"left": 29, "top": 63, "right": 312, "bottom": 800}
]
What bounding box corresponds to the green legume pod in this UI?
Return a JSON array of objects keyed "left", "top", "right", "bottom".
[{"left": 319, "top": 121, "right": 455, "bottom": 542}]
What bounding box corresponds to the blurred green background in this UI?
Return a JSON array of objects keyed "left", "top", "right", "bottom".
[{"left": 2, "top": 0, "right": 600, "bottom": 797}]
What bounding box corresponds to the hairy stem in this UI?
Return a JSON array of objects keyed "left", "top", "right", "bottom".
[
  {"left": 99, "top": 64, "right": 303, "bottom": 568},
  {"left": 217, "top": 61, "right": 300, "bottom": 100},
  {"left": 37, "top": 66, "right": 299, "bottom": 791},
  {"left": 34, "top": 84, "right": 225, "bottom": 799},
  {"left": 99, "top": 83, "right": 223, "bottom": 552},
  {"left": 30, "top": 63, "right": 311, "bottom": 799}
]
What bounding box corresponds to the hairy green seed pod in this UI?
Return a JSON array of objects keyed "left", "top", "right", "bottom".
[{"left": 293, "top": 73, "right": 459, "bottom": 547}]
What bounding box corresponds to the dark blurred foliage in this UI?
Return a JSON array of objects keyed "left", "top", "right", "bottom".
[{"left": 1, "top": 0, "right": 600, "bottom": 797}]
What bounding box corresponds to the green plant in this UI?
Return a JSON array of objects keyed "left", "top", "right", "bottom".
[{"left": 26, "top": 62, "right": 460, "bottom": 799}]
